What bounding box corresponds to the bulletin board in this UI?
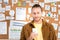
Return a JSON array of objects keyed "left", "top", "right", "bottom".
[{"left": 0, "top": 0, "right": 60, "bottom": 39}]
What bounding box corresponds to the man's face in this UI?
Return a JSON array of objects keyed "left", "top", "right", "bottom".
[{"left": 32, "top": 7, "right": 42, "bottom": 21}]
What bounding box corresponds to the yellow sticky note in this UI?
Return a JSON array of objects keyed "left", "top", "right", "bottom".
[{"left": 18, "top": 1, "right": 21, "bottom": 6}]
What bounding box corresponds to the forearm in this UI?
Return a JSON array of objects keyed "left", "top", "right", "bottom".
[{"left": 27, "top": 36, "right": 33, "bottom": 40}]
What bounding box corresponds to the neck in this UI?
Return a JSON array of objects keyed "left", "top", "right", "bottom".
[{"left": 34, "top": 19, "right": 42, "bottom": 24}]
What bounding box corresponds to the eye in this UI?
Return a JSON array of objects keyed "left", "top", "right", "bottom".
[
  {"left": 33, "top": 13, "right": 36, "bottom": 15},
  {"left": 37, "top": 12, "right": 39, "bottom": 14}
]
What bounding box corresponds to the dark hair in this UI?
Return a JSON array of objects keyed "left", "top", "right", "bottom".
[{"left": 32, "top": 4, "right": 42, "bottom": 11}]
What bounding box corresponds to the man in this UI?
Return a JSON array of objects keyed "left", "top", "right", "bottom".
[{"left": 20, "top": 4, "right": 57, "bottom": 40}]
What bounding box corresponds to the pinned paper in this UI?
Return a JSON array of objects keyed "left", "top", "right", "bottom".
[
  {"left": 50, "top": 13, "right": 53, "bottom": 18},
  {"left": 5, "top": 5, "right": 11, "bottom": 11},
  {"left": 9, "top": 20, "right": 28, "bottom": 39},
  {"left": 26, "top": 0, "right": 31, "bottom": 3},
  {"left": 58, "top": 10, "right": 60, "bottom": 15},
  {"left": 42, "top": 11, "right": 45, "bottom": 17},
  {"left": 12, "top": 0, "right": 18, "bottom": 6},
  {"left": 16, "top": 7, "right": 26, "bottom": 20},
  {"left": 9, "top": 10, "right": 15, "bottom": 16},
  {"left": 4, "top": 0, "right": 9, "bottom": 5},
  {"left": 26, "top": 15, "right": 30, "bottom": 20},
  {"left": 6, "top": 16, "right": 14, "bottom": 20},
  {"left": 0, "top": 22, "right": 7, "bottom": 34},
  {"left": 51, "top": 7, "right": 56, "bottom": 12},
  {"left": 45, "top": 5, "right": 50, "bottom": 10},
  {"left": 44, "top": 0, "right": 60, "bottom": 3},
  {"left": 17, "top": 1, "right": 21, "bottom": 6},
  {"left": 58, "top": 33, "right": 60, "bottom": 38},
  {"left": 33, "top": 0, "right": 39, "bottom": 2},
  {"left": 51, "top": 2, "right": 56, "bottom": 6},
  {"left": 54, "top": 14, "right": 58, "bottom": 21},
  {"left": 29, "top": 2, "right": 38, "bottom": 6},
  {"left": 52, "top": 23, "right": 58, "bottom": 30},
  {"left": 58, "top": 5, "right": 60, "bottom": 8},
  {"left": 28, "top": 8, "right": 31, "bottom": 14},
  {"left": 39, "top": 2, "right": 44, "bottom": 7},
  {"left": 58, "top": 26, "right": 60, "bottom": 32},
  {"left": 0, "top": 13, "right": 5, "bottom": 21},
  {"left": 0, "top": 8, "right": 5, "bottom": 13},
  {"left": 22, "top": 1, "right": 26, "bottom": 6},
  {"left": 53, "top": 14, "right": 56, "bottom": 18},
  {"left": 44, "top": 0, "right": 52, "bottom": 3}
]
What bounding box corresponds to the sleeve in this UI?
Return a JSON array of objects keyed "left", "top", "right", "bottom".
[
  {"left": 20, "top": 26, "right": 26, "bottom": 40},
  {"left": 49, "top": 24, "right": 57, "bottom": 40}
]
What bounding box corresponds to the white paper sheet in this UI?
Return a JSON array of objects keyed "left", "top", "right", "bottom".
[
  {"left": 39, "top": 2, "right": 44, "bottom": 8},
  {"left": 33, "top": 0, "right": 39, "bottom": 2},
  {"left": 58, "top": 10, "right": 60, "bottom": 15},
  {"left": 9, "top": 10, "right": 15, "bottom": 16},
  {"left": 54, "top": 14, "right": 58, "bottom": 21},
  {"left": 58, "top": 5, "right": 60, "bottom": 8},
  {"left": 0, "top": 13, "right": 5, "bottom": 21},
  {"left": 44, "top": 0, "right": 52, "bottom": 3},
  {"left": 12, "top": 0, "right": 18, "bottom": 6},
  {"left": 29, "top": 2, "right": 38, "bottom": 6},
  {"left": 58, "top": 33, "right": 60, "bottom": 38},
  {"left": 10, "top": 20, "right": 28, "bottom": 27},
  {"left": 26, "top": 0, "right": 31, "bottom": 3},
  {"left": 0, "top": 8, "right": 5, "bottom": 13},
  {"left": 0, "top": 22, "right": 7, "bottom": 34},
  {"left": 52, "top": 23, "right": 58, "bottom": 30},
  {"left": 44, "top": 0, "right": 60, "bottom": 3},
  {"left": 6, "top": 16, "right": 14, "bottom": 20},
  {"left": 22, "top": 1, "right": 26, "bottom": 6},
  {"left": 26, "top": 15, "right": 30, "bottom": 20},
  {"left": 4, "top": 0, "right": 9, "bottom": 4},
  {"left": 45, "top": 5, "right": 50, "bottom": 10},
  {"left": 42, "top": 11, "right": 45, "bottom": 17},
  {"left": 5, "top": 5, "right": 11, "bottom": 11},
  {"left": 9, "top": 20, "right": 28, "bottom": 39},
  {"left": 58, "top": 26, "right": 60, "bottom": 32},
  {"left": 28, "top": 8, "right": 31, "bottom": 14},
  {"left": 16, "top": 7, "right": 26, "bottom": 20},
  {"left": 51, "top": 7, "right": 56, "bottom": 12}
]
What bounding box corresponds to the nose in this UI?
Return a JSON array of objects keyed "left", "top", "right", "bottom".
[{"left": 35, "top": 13, "right": 38, "bottom": 17}]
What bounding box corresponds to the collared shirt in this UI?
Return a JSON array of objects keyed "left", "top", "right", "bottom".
[
  {"left": 34, "top": 23, "right": 43, "bottom": 40},
  {"left": 20, "top": 20, "right": 57, "bottom": 40}
]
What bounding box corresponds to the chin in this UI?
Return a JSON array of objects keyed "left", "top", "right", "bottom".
[
  {"left": 34, "top": 18, "right": 40, "bottom": 21},
  {"left": 35, "top": 19, "right": 40, "bottom": 22}
]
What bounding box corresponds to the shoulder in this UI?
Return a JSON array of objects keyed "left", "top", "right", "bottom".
[
  {"left": 22, "top": 22, "right": 31, "bottom": 29},
  {"left": 43, "top": 20, "right": 54, "bottom": 31}
]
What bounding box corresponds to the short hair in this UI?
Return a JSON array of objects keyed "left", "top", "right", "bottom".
[{"left": 32, "top": 4, "right": 42, "bottom": 11}]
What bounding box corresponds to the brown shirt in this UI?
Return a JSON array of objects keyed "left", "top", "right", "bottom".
[{"left": 20, "top": 20, "right": 57, "bottom": 40}]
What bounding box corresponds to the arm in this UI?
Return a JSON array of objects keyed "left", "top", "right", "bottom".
[
  {"left": 20, "top": 26, "right": 26, "bottom": 40},
  {"left": 49, "top": 24, "right": 57, "bottom": 40}
]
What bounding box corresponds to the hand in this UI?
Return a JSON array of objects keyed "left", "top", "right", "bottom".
[{"left": 27, "top": 32, "right": 38, "bottom": 40}]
